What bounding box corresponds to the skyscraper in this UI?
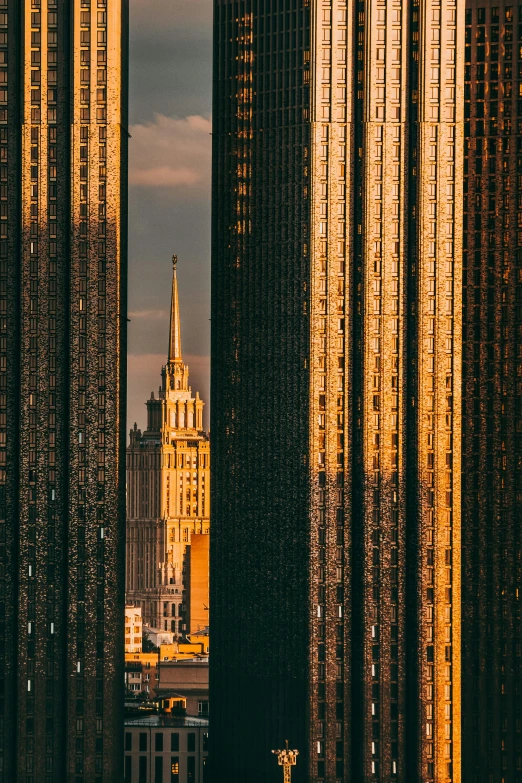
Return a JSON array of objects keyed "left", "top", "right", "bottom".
[
  {"left": 462, "top": 3, "right": 522, "bottom": 781},
  {"left": 1, "top": 2, "right": 128, "bottom": 780},
  {"left": 126, "top": 258, "right": 210, "bottom": 634},
  {"left": 211, "top": 1, "right": 465, "bottom": 782}
]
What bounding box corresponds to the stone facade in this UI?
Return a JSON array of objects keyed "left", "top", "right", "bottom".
[
  {"left": 126, "top": 260, "right": 210, "bottom": 635},
  {"left": 125, "top": 605, "right": 143, "bottom": 654},
  {"left": 124, "top": 716, "right": 209, "bottom": 783},
  {"left": 186, "top": 534, "right": 210, "bottom": 636}
]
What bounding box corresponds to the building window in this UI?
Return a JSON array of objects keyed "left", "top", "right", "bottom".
[
  {"left": 125, "top": 732, "right": 132, "bottom": 751},
  {"left": 198, "top": 701, "right": 209, "bottom": 715},
  {"left": 187, "top": 733, "right": 196, "bottom": 752},
  {"left": 155, "top": 733, "right": 163, "bottom": 752},
  {"left": 154, "top": 756, "right": 163, "bottom": 783},
  {"left": 170, "top": 757, "right": 179, "bottom": 783},
  {"left": 187, "top": 756, "right": 196, "bottom": 783},
  {"left": 139, "top": 733, "right": 147, "bottom": 752},
  {"left": 170, "top": 733, "right": 179, "bottom": 752},
  {"left": 139, "top": 756, "right": 147, "bottom": 783}
]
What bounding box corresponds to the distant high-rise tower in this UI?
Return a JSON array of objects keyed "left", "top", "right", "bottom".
[
  {"left": 2, "top": 2, "right": 128, "bottom": 781},
  {"left": 211, "top": 1, "right": 465, "bottom": 782},
  {"left": 126, "top": 258, "right": 210, "bottom": 634}
]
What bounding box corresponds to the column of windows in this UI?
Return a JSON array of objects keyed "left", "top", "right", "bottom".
[
  {"left": 313, "top": 2, "right": 350, "bottom": 781},
  {"left": 24, "top": 2, "right": 42, "bottom": 778},
  {"left": 419, "top": 1, "right": 462, "bottom": 781},
  {"left": 314, "top": 4, "right": 330, "bottom": 777},
  {"left": 423, "top": 122, "right": 439, "bottom": 778},
  {"left": 463, "top": 5, "right": 522, "bottom": 781},
  {"left": 366, "top": 9, "right": 383, "bottom": 778},
  {"left": 22, "top": 0, "right": 66, "bottom": 779},
  {"left": 333, "top": 7, "right": 349, "bottom": 780},
  {"left": 95, "top": 5, "right": 107, "bottom": 778},
  {"left": 0, "top": 0, "right": 7, "bottom": 763},
  {"left": 0, "top": 6, "right": 5, "bottom": 132},
  {"left": 73, "top": 4, "right": 90, "bottom": 776},
  {"left": 363, "top": 0, "right": 407, "bottom": 776},
  {"left": 45, "top": 5, "right": 59, "bottom": 777},
  {"left": 95, "top": 12, "right": 107, "bottom": 774}
]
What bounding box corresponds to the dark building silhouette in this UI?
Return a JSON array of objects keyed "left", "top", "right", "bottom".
[
  {"left": 1, "top": 2, "right": 128, "bottom": 781},
  {"left": 462, "top": 2, "right": 522, "bottom": 782}
]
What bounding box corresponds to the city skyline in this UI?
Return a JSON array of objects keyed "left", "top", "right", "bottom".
[{"left": 1, "top": 2, "right": 521, "bottom": 783}]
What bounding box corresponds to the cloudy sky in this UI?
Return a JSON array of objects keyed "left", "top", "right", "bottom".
[{"left": 128, "top": 0, "right": 212, "bottom": 431}]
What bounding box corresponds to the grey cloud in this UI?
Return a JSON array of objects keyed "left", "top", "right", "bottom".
[
  {"left": 132, "top": 0, "right": 211, "bottom": 29},
  {"left": 129, "top": 114, "right": 212, "bottom": 190},
  {"left": 130, "top": 0, "right": 212, "bottom": 123},
  {"left": 128, "top": 0, "right": 212, "bottom": 431}
]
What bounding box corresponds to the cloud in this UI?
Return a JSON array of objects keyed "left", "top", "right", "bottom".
[
  {"left": 130, "top": 167, "right": 202, "bottom": 188},
  {"left": 129, "top": 309, "right": 168, "bottom": 320},
  {"left": 129, "top": 114, "right": 212, "bottom": 192},
  {"left": 131, "top": 0, "right": 211, "bottom": 31}
]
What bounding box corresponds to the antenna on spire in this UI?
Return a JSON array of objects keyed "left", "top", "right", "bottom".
[{"left": 168, "top": 254, "right": 182, "bottom": 363}]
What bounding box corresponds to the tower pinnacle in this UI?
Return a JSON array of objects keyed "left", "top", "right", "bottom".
[{"left": 168, "top": 254, "right": 182, "bottom": 363}]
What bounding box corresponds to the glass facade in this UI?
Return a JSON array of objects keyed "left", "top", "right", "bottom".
[
  {"left": 1, "top": 2, "right": 127, "bottom": 780},
  {"left": 463, "top": 2, "right": 522, "bottom": 782},
  {"left": 211, "top": 0, "right": 465, "bottom": 781}
]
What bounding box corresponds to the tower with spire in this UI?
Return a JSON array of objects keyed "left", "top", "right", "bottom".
[
  {"left": 126, "top": 257, "right": 210, "bottom": 639},
  {"left": 146, "top": 255, "right": 205, "bottom": 436}
]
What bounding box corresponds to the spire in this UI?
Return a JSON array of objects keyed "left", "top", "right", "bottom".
[{"left": 168, "top": 254, "right": 182, "bottom": 363}]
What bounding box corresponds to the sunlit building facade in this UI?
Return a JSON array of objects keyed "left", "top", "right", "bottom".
[
  {"left": 1, "top": 2, "right": 128, "bottom": 781},
  {"left": 126, "top": 260, "right": 210, "bottom": 635},
  {"left": 211, "top": 1, "right": 465, "bottom": 782},
  {"left": 125, "top": 605, "right": 143, "bottom": 654},
  {"left": 186, "top": 533, "right": 210, "bottom": 636}
]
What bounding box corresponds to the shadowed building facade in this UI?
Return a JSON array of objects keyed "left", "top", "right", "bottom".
[
  {"left": 211, "top": 1, "right": 465, "bottom": 782},
  {"left": 462, "top": 2, "right": 522, "bottom": 781},
  {"left": 1, "top": 2, "right": 128, "bottom": 781},
  {"left": 126, "top": 260, "right": 210, "bottom": 635}
]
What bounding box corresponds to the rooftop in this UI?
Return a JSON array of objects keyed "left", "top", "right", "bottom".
[{"left": 125, "top": 715, "right": 209, "bottom": 729}]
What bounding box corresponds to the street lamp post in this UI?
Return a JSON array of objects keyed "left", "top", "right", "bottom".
[{"left": 272, "top": 740, "right": 299, "bottom": 783}]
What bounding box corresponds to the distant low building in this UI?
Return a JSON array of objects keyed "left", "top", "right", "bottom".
[
  {"left": 124, "top": 715, "right": 208, "bottom": 783},
  {"left": 125, "top": 606, "right": 143, "bottom": 654},
  {"left": 185, "top": 534, "right": 209, "bottom": 635},
  {"left": 143, "top": 625, "right": 176, "bottom": 648},
  {"left": 125, "top": 641, "right": 209, "bottom": 700},
  {"left": 180, "top": 631, "right": 209, "bottom": 657},
  {"left": 155, "top": 661, "right": 209, "bottom": 719}
]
